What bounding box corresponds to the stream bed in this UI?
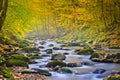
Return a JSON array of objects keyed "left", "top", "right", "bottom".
[{"left": 29, "top": 40, "right": 120, "bottom": 80}]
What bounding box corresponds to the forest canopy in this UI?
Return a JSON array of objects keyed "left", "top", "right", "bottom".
[{"left": 0, "top": 0, "right": 120, "bottom": 46}]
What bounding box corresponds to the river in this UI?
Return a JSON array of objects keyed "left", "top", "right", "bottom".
[{"left": 29, "top": 40, "right": 120, "bottom": 80}]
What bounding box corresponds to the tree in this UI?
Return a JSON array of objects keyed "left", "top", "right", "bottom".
[{"left": 0, "top": 0, "right": 8, "bottom": 30}]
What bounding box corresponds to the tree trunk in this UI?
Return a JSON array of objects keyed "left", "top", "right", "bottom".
[{"left": 0, "top": 0, "right": 8, "bottom": 30}]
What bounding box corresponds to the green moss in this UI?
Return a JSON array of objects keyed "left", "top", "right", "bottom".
[
  {"left": 51, "top": 53, "right": 59, "bottom": 60},
  {"left": 106, "top": 75, "right": 120, "bottom": 80},
  {"left": 46, "top": 61, "right": 66, "bottom": 68},
  {"left": 22, "top": 47, "right": 39, "bottom": 53},
  {"left": 48, "top": 44, "right": 54, "bottom": 47},
  {"left": 61, "top": 67, "right": 72, "bottom": 73},
  {"left": 75, "top": 45, "right": 93, "bottom": 55},
  {"left": 51, "top": 53, "right": 66, "bottom": 60},
  {"left": 107, "top": 53, "right": 120, "bottom": 59},
  {"left": 60, "top": 44, "right": 68, "bottom": 47},
  {"left": 10, "top": 54, "right": 29, "bottom": 61},
  {"left": 33, "top": 68, "right": 52, "bottom": 76},
  {"left": 6, "top": 59, "right": 28, "bottom": 67},
  {"left": 108, "top": 77, "right": 120, "bottom": 80},
  {"left": 90, "top": 53, "right": 102, "bottom": 59},
  {"left": 67, "top": 63, "right": 77, "bottom": 67},
  {"left": 18, "top": 43, "right": 29, "bottom": 48}
]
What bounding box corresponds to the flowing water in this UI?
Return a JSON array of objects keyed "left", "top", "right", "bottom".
[{"left": 29, "top": 40, "right": 120, "bottom": 80}]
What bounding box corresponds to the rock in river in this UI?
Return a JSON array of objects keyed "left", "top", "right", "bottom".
[
  {"left": 51, "top": 53, "right": 66, "bottom": 60},
  {"left": 93, "top": 69, "right": 106, "bottom": 74}
]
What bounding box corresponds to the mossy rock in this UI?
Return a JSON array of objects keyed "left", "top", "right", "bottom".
[
  {"left": 10, "top": 54, "right": 29, "bottom": 61},
  {"left": 51, "top": 53, "right": 66, "bottom": 60},
  {"left": 30, "top": 55, "right": 42, "bottom": 59},
  {"left": 21, "top": 69, "right": 38, "bottom": 74},
  {"left": 106, "top": 53, "right": 120, "bottom": 59},
  {"left": 75, "top": 45, "right": 93, "bottom": 55},
  {"left": 46, "top": 61, "right": 66, "bottom": 68},
  {"left": 28, "top": 54, "right": 42, "bottom": 59},
  {"left": 67, "top": 63, "right": 77, "bottom": 67},
  {"left": 18, "top": 42, "right": 29, "bottom": 48},
  {"left": 6, "top": 59, "right": 28, "bottom": 67},
  {"left": 105, "top": 74, "right": 120, "bottom": 80},
  {"left": 67, "top": 42, "right": 80, "bottom": 46},
  {"left": 60, "top": 44, "right": 68, "bottom": 47},
  {"left": 53, "top": 47, "right": 62, "bottom": 50},
  {"left": 46, "top": 49, "right": 52, "bottom": 54},
  {"left": 39, "top": 41, "right": 46, "bottom": 45},
  {"left": 48, "top": 44, "right": 54, "bottom": 47},
  {"left": 57, "top": 40, "right": 67, "bottom": 44},
  {"left": 90, "top": 53, "right": 103, "bottom": 59},
  {"left": 33, "top": 68, "right": 52, "bottom": 76},
  {"left": 0, "top": 67, "right": 14, "bottom": 79},
  {"left": 60, "top": 67, "right": 72, "bottom": 73},
  {"left": 38, "top": 46, "right": 44, "bottom": 49},
  {"left": 22, "top": 47, "right": 39, "bottom": 53}
]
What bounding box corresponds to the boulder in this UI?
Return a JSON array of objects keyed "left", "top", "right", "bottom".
[
  {"left": 60, "top": 67, "right": 72, "bottom": 73},
  {"left": 46, "top": 61, "right": 66, "bottom": 68},
  {"left": 60, "top": 44, "right": 68, "bottom": 47},
  {"left": 29, "top": 59, "right": 38, "bottom": 64},
  {"left": 38, "top": 46, "right": 44, "bottom": 49},
  {"left": 75, "top": 45, "right": 93, "bottom": 55},
  {"left": 75, "top": 49, "right": 93, "bottom": 55},
  {"left": 90, "top": 53, "right": 120, "bottom": 63},
  {"left": 46, "top": 49, "right": 52, "bottom": 54},
  {"left": 6, "top": 59, "right": 28, "bottom": 67},
  {"left": 53, "top": 47, "right": 62, "bottom": 50},
  {"left": 39, "top": 41, "right": 46, "bottom": 45},
  {"left": 21, "top": 69, "right": 38, "bottom": 74},
  {"left": 30, "top": 55, "right": 42, "bottom": 59},
  {"left": 18, "top": 42, "right": 29, "bottom": 48},
  {"left": 93, "top": 69, "right": 106, "bottom": 74},
  {"left": 48, "top": 44, "right": 54, "bottom": 47},
  {"left": 53, "top": 65, "right": 61, "bottom": 71},
  {"left": 22, "top": 47, "right": 40, "bottom": 53},
  {"left": 104, "top": 74, "right": 120, "bottom": 80},
  {"left": 67, "top": 63, "right": 77, "bottom": 67},
  {"left": 32, "top": 68, "right": 52, "bottom": 76},
  {"left": 51, "top": 53, "right": 66, "bottom": 60},
  {"left": 90, "top": 53, "right": 103, "bottom": 59},
  {"left": 68, "top": 42, "right": 80, "bottom": 46},
  {"left": 63, "top": 53, "right": 69, "bottom": 55},
  {"left": 41, "top": 54, "right": 50, "bottom": 57},
  {"left": 80, "top": 61, "right": 94, "bottom": 66},
  {"left": 62, "top": 48, "right": 70, "bottom": 50},
  {"left": 10, "top": 54, "right": 29, "bottom": 62},
  {"left": 21, "top": 68, "right": 52, "bottom": 76}
]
